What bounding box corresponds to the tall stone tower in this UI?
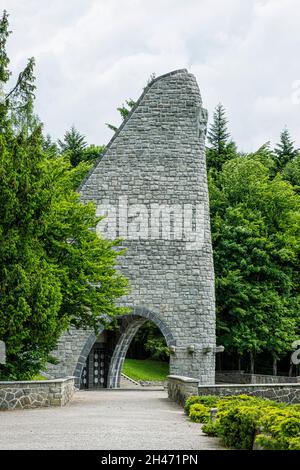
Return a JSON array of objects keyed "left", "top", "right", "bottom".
[{"left": 47, "top": 69, "right": 216, "bottom": 388}]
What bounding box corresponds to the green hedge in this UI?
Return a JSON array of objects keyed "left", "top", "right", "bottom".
[
  {"left": 184, "top": 394, "right": 300, "bottom": 450},
  {"left": 184, "top": 395, "right": 219, "bottom": 415},
  {"left": 189, "top": 404, "right": 211, "bottom": 423}
]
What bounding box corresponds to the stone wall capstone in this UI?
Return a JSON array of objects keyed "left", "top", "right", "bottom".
[{"left": 167, "top": 375, "right": 199, "bottom": 406}]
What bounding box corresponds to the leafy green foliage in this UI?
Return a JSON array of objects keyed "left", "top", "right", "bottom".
[
  {"left": 188, "top": 394, "right": 300, "bottom": 450},
  {"left": 58, "top": 126, "right": 87, "bottom": 167},
  {"left": 209, "top": 152, "right": 300, "bottom": 368},
  {"left": 184, "top": 395, "right": 219, "bottom": 415},
  {"left": 189, "top": 403, "right": 210, "bottom": 423},
  {"left": 83, "top": 144, "right": 105, "bottom": 163},
  {"left": 0, "top": 12, "right": 129, "bottom": 380},
  {"left": 42, "top": 134, "right": 59, "bottom": 158},
  {"left": 0, "top": 129, "right": 129, "bottom": 379},
  {"left": 255, "top": 406, "right": 300, "bottom": 450},
  {"left": 219, "top": 404, "right": 265, "bottom": 449},
  {"left": 58, "top": 126, "right": 104, "bottom": 167},
  {"left": 106, "top": 99, "right": 135, "bottom": 132},
  {"left": 144, "top": 336, "right": 169, "bottom": 361},
  {"left": 282, "top": 154, "right": 300, "bottom": 188},
  {"left": 127, "top": 321, "right": 169, "bottom": 361}
]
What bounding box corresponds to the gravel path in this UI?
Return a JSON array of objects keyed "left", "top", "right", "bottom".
[{"left": 0, "top": 390, "right": 224, "bottom": 450}]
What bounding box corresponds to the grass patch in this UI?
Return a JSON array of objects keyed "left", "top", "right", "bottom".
[{"left": 122, "top": 359, "right": 169, "bottom": 381}]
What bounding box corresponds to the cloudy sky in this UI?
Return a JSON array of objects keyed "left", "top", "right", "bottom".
[{"left": 1, "top": 0, "right": 300, "bottom": 151}]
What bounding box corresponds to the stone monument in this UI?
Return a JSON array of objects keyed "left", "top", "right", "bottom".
[{"left": 46, "top": 69, "right": 216, "bottom": 388}]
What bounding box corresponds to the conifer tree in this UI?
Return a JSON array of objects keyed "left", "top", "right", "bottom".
[
  {"left": 58, "top": 125, "right": 87, "bottom": 167},
  {"left": 274, "top": 127, "right": 299, "bottom": 171},
  {"left": 43, "top": 134, "right": 58, "bottom": 158},
  {"left": 0, "top": 12, "right": 128, "bottom": 380},
  {"left": 206, "top": 103, "right": 238, "bottom": 171}
]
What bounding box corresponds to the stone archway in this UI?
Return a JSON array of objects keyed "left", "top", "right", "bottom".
[
  {"left": 106, "top": 308, "right": 176, "bottom": 388},
  {"left": 72, "top": 307, "right": 175, "bottom": 389},
  {"left": 47, "top": 69, "right": 217, "bottom": 386}
]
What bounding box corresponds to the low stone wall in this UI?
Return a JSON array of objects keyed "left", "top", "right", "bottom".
[
  {"left": 168, "top": 375, "right": 300, "bottom": 405},
  {"left": 197, "top": 383, "right": 300, "bottom": 404},
  {"left": 140, "top": 380, "right": 167, "bottom": 388},
  {"left": 216, "top": 371, "right": 299, "bottom": 384},
  {"left": 168, "top": 375, "right": 199, "bottom": 405},
  {"left": 0, "top": 376, "right": 75, "bottom": 410}
]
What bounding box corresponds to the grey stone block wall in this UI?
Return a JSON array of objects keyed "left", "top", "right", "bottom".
[
  {"left": 0, "top": 377, "right": 75, "bottom": 410},
  {"left": 46, "top": 327, "right": 96, "bottom": 381},
  {"left": 216, "top": 371, "right": 299, "bottom": 384},
  {"left": 168, "top": 375, "right": 200, "bottom": 406},
  {"left": 197, "top": 384, "right": 300, "bottom": 404},
  {"left": 47, "top": 69, "right": 216, "bottom": 387},
  {"left": 168, "top": 376, "right": 300, "bottom": 405}
]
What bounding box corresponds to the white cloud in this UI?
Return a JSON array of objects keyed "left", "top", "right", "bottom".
[{"left": 1, "top": 0, "right": 299, "bottom": 151}]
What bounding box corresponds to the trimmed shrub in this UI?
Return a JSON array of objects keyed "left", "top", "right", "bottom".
[
  {"left": 288, "top": 437, "right": 300, "bottom": 450},
  {"left": 255, "top": 407, "right": 300, "bottom": 450},
  {"left": 184, "top": 395, "right": 219, "bottom": 415},
  {"left": 202, "top": 419, "right": 220, "bottom": 437},
  {"left": 189, "top": 403, "right": 210, "bottom": 423},
  {"left": 217, "top": 405, "right": 263, "bottom": 449},
  {"left": 186, "top": 394, "right": 300, "bottom": 450}
]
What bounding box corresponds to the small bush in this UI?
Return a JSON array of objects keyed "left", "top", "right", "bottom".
[
  {"left": 184, "top": 395, "right": 219, "bottom": 415},
  {"left": 288, "top": 437, "right": 300, "bottom": 450},
  {"left": 189, "top": 403, "right": 210, "bottom": 423},
  {"left": 202, "top": 419, "right": 220, "bottom": 437},
  {"left": 185, "top": 394, "right": 300, "bottom": 451},
  {"left": 218, "top": 405, "right": 263, "bottom": 449},
  {"left": 255, "top": 407, "right": 300, "bottom": 450},
  {"left": 254, "top": 434, "right": 281, "bottom": 450}
]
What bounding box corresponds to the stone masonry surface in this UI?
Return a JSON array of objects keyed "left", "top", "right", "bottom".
[
  {"left": 0, "top": 377, "right": 75, "bottom": 410},
  {"left": 168, "top": 376, "right": 300, "bottom": 405},
  {"left": 168, "top": 375, "right": 200, "bottom": 405},
  {"left": 197, "top": 384, "right": 300, "bottom": 404},
  {"left": 216, "top": 371, "right": 299, "bottom": 384},
  {"left": 48, "top": 69, "right": 216, "bottom": 387}
]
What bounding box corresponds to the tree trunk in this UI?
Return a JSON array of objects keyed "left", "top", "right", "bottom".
[
  {"left": 288, "top": 360, "right": 293, "bottom": 377},
  {"left": 272, "top": 356, "right": 277, "bottom": 376},
  {"left": 217, "top": 351, "right": 222, "bottom": 371},
  {"left": 249, "top": 352, "right": 255, "bottom": 374},
  {"left": 238, "top": 355, "right": 242, "bottom": 372}
]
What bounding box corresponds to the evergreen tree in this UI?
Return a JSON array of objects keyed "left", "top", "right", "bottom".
[
  {"left": 42, "top": 133, "right": 58, "bottom": 158},
  {"left": 58, "top": 125, "right": 87, "bottom": 167},
  {"left": 0, "top": 12, "right": 129, "bottom": 380},
  {"left": 274, "top": 127, "right": 299, "bottom": 171},
  {"left": 83, "top": 144, "right": 105, "bottom": 163},
  {"left": 282, "top": 155, "right": 300, "bottom": 188},
  {"left": 206, "top": 103, "right": 238, "bottom": 171}
]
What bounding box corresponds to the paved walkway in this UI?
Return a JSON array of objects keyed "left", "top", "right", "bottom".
[{"left": 0, "top": 390, "right": 224, "bottom": 450}]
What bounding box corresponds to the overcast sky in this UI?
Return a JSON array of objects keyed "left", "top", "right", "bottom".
[{"left": 1, "top": 0, "right": 300, "bottom": 152}]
